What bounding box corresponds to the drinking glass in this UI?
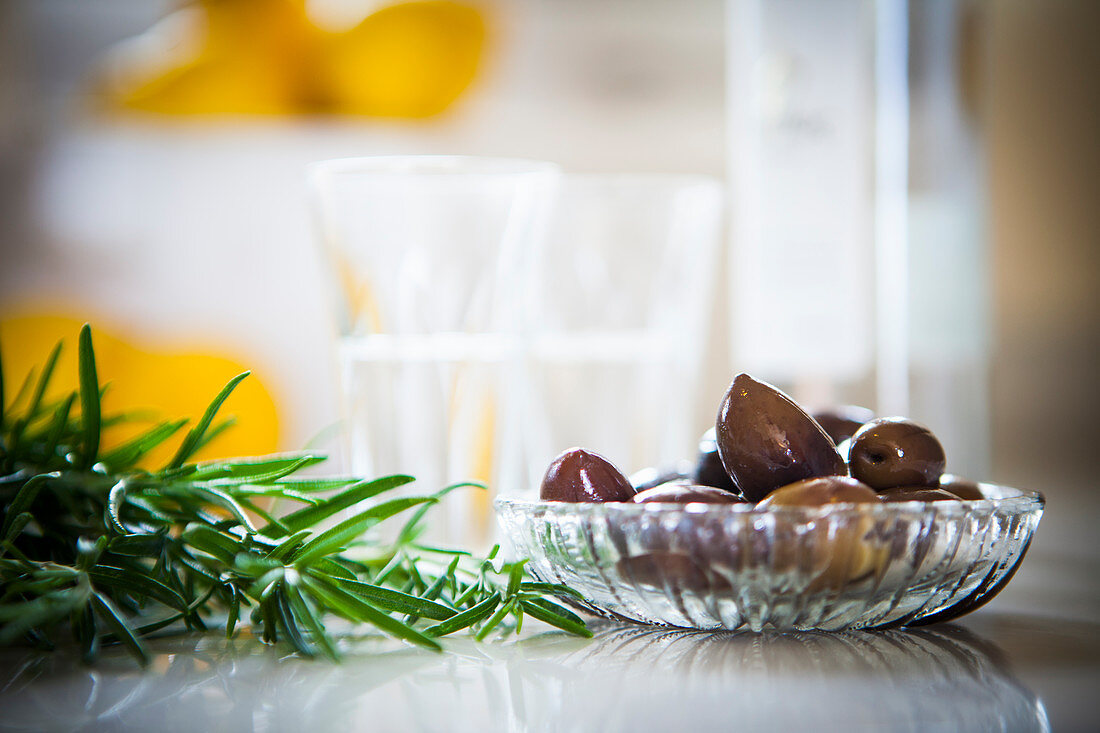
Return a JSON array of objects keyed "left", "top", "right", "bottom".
[
  {"left": 309, "top": 155, "right": 559, "bottom": 544},
  {"left": 521, "top": 175, "right": 724, "bottom": 489}
]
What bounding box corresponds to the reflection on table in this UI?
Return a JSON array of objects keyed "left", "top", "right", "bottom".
[{"left": 0, "top": 617, "right": 1051, "bottom": 732}]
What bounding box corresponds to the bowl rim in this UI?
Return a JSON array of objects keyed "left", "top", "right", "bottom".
[{"left": 493, "top": 481, "right": 1045, "bottom": 519}]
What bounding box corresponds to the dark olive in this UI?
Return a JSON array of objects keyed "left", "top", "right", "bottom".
[
  {"left": 848, "top": 417, "right": 946, "bottom": 490},
  {"left": 939, "top": 474, "right": 985, "bottom": 500},
  {"left": 539, "top": 447, "right": 635, "bottom": 502},
  {"left": 757, "top": 476, "right": 879, "bottom": 508},
  {"left": 629, "top": 462, "right": 693, "bottom": 492},
  {"left": 691, "top": 427, "right": 740, "bottom": 494},
  {"left": 716, "top": 374, "right": 847, "bottom": 502},
  {"left": 633, "top": 483, "right": 743, "bottom": 504},
  {"left": 811, "top": 405, "right": 875, "bottom": 444},
  {"left": 878, "top": 487, "right": 960, "bottom": 503}
]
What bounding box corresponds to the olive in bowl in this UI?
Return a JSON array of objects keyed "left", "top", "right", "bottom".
[
  {"left": 540, "top": 448, "right": 635, "bottom": 502},
  {"left": 848, "top": 417, "right": 946, "bottom": 490}
]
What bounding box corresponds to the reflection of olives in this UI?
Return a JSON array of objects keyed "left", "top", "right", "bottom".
[
  {"left": 848, "top": 418, "right": 946, "bottom": 490},
  {"left": 633, "top": 484, "right": 743, "bottom": 504},
  {"left": 757, "top": 476, "right": 879, "bottom": 508},
  {"left": 540, "top": 448, "right": 636, "bottom": 502},
  {"left": 939, "top": 474, "right": 985, "bottom": 500},
  {"left": 616, "top": 552, "right": 728, "bottom": 593},
  {"left": 811, "top": 405, "right": 875, "bottom": 444},
  {"left": 878, "top": 487, "right": 960, "bottom": 503},
  {"left": 692, "top": 428, "right": 740, "bottom": 495},
  {"left": 716, "top": 375, "right": 846, "bottom": 503}
]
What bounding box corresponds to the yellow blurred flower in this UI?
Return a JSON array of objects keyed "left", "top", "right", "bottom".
[
  {"left": 99, "top": 0, "right": 486, "bottom": 118},
  {"left": 1, "top": 314, "right": 280, "bottom": 467}
]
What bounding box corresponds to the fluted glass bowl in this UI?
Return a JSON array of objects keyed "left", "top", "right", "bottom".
[{"left": 495, "top": 484, "right": 1044, "bottom": 631}]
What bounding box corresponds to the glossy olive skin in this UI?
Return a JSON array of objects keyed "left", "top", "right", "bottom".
[
  {"left": 939, "top": 474, "right": 985, "bottom": 500},
  {"left": 757, "top": 476, "right": 879, "bottom": 508},
  {"left": 691, "top": 428, "right": 740, "bottom": 494},
  {"left": 878, "top": 487, "right": 960, "bottom": 503},
  {"left": 716, "top": 374, "right": 847, "bottom": 502},
  {"left": 811, "top": 405, "right": 875, "bottom": 444},
  {"left": 540, "top": 448, "right": 636, "bottom": 502},
  {"left": 848, "top": 417, "right": 946, "bottom": 490},
  {"left": 633, "top": 483, "right": 743, "bottom": 504}
]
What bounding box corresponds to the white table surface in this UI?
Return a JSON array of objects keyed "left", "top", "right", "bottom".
[{"left": 2, "top": 549, "right": 1098, "bottom": 733}]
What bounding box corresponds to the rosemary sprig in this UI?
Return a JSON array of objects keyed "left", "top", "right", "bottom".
[{"left": 0, "top": 324, "right": 587, "bottom": 665}]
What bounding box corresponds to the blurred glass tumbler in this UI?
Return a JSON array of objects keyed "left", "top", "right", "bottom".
[
  {"left": 523, "top": 175, "right": 724, "bottom": 487},
  {"left": 309, "top": 156, "right": 559, "bottom": 544}
]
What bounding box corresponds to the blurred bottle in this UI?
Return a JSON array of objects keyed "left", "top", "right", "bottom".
[{"left": 726, "top": 0, "right": 990, "bottom": 477}]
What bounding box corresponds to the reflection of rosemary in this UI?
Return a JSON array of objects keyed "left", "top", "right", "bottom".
[{"left": 0, "top": 325, "right": 588, "bottom": 665}]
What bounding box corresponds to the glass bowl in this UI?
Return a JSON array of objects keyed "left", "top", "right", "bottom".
[{"left": 495, "top": 484, "right": 1044, "bottom": 631}]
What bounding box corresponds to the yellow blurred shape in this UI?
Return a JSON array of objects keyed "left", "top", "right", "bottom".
[
  {"left": 101, "top": 0, "right": 486, "bottom": 118},
  {"left": 1, "top": 314, "right": 280, "bottom": 467},
  {"left": 107, "top": 0, "right": 319, "bottom": 116},
  {"left": 324, "top": 1, "right": 485, "bottom": 118}
]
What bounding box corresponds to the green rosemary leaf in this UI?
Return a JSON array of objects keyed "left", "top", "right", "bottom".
[
  {"left": 107, "top": 533, "right": 166, "bottom": 558},
  {"left": 106, "top": 481, "right": 128, "bottom": 534},
  {"left": 87, "top": 565, "right": 188, "bottom": 612},
  {"left": 425, "top": 594, "right": 500, "bottom": 637},
  {"left": 181, "top": 523, "right": 245, "bottom": 564},
  {"left": 263, "top": 474, "right": 415, "bottom": 538},
  {"left": 2, "top": 472, "right": 58, "bottom": 539},
  {"left": 91, "top": 592, "right": 149, "bottom": 665},
  {"left": 304, "top": 575, "right": 441, "bottom": 651},
  {"left": 268, "top": 529, "right": 312, "bottom": 562},
  {"left": 190, "top": 453, "right": 323, "bottom": 483},
  {"left": 313, "top": 557, "right": 357, "bottom": 582},
  {"left": 326, "top": 576, "right": 455, "bottom": 621},
  {"left": 395, "top": 481, "right": 484, "bottom": 547},
  {"left": 292, "top": 496, "right": 436, "bottom": 566},
  {"left": 518, "top": 597, "right": 591, "bottom": 637},
  {"left": 404, "top": 561, "right": 453, "bottom": 624},
  {"left": 475, "top": 598, "right": 515, "bottom": 641},
  {"left": 77, "top": 324, "right": 101, "bottom": 469},
  {"left": 408, "top": 544, "right": 473, "bottom": 557},
  {"left": 166, "top": 371, "right": 250, "bottom": 470},
  {"left": 100, "top": 419, "right": 189, "bottom": 472},
  {"left": 506, "top": 560, "right": 528, "bottom": 597},
  {"left": 185, "top": 485, "right": 257, "bottom": 533},
  {"left": 41, "top": 393, "right": 76, "bottom": 466},
  {"left": 517, "top": 582, "right": 586, "bottom": 600},
  {"left": 226, "top": 587, "right": 241, "bottom": 638},
  {"left": 3, "top": 512, "right": 32, "bottom": 545},
  {"left": 272, "top": 477, "right": 363, "bottom": 493},
  {"left": 195, "top": 416, "right": 237, "bottom": 454},
  {"left": 232, "top": 486, "right": 319, "bottom": 505},
  {"left": 276, "top": 588, "right": 315, "bottom": 658},
  {"left": 100, "top": 583, "right": 216, "bottom": 645},
  {"left": 284, "top": 582, "right": 339, "bottom": 660},
  {"left": 26, "top": 340, "right": 63, "bottom": 420},
  {"left": 77, "top": 604, "right": 98, "bottom": 664},
  {"left": 4, "top": 367, "right": 36, "bottom": 426}
]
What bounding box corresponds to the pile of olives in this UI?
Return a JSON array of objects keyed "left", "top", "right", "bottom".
[{"left": 540, "top": 373, "right": 984, "bottom": 507}]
